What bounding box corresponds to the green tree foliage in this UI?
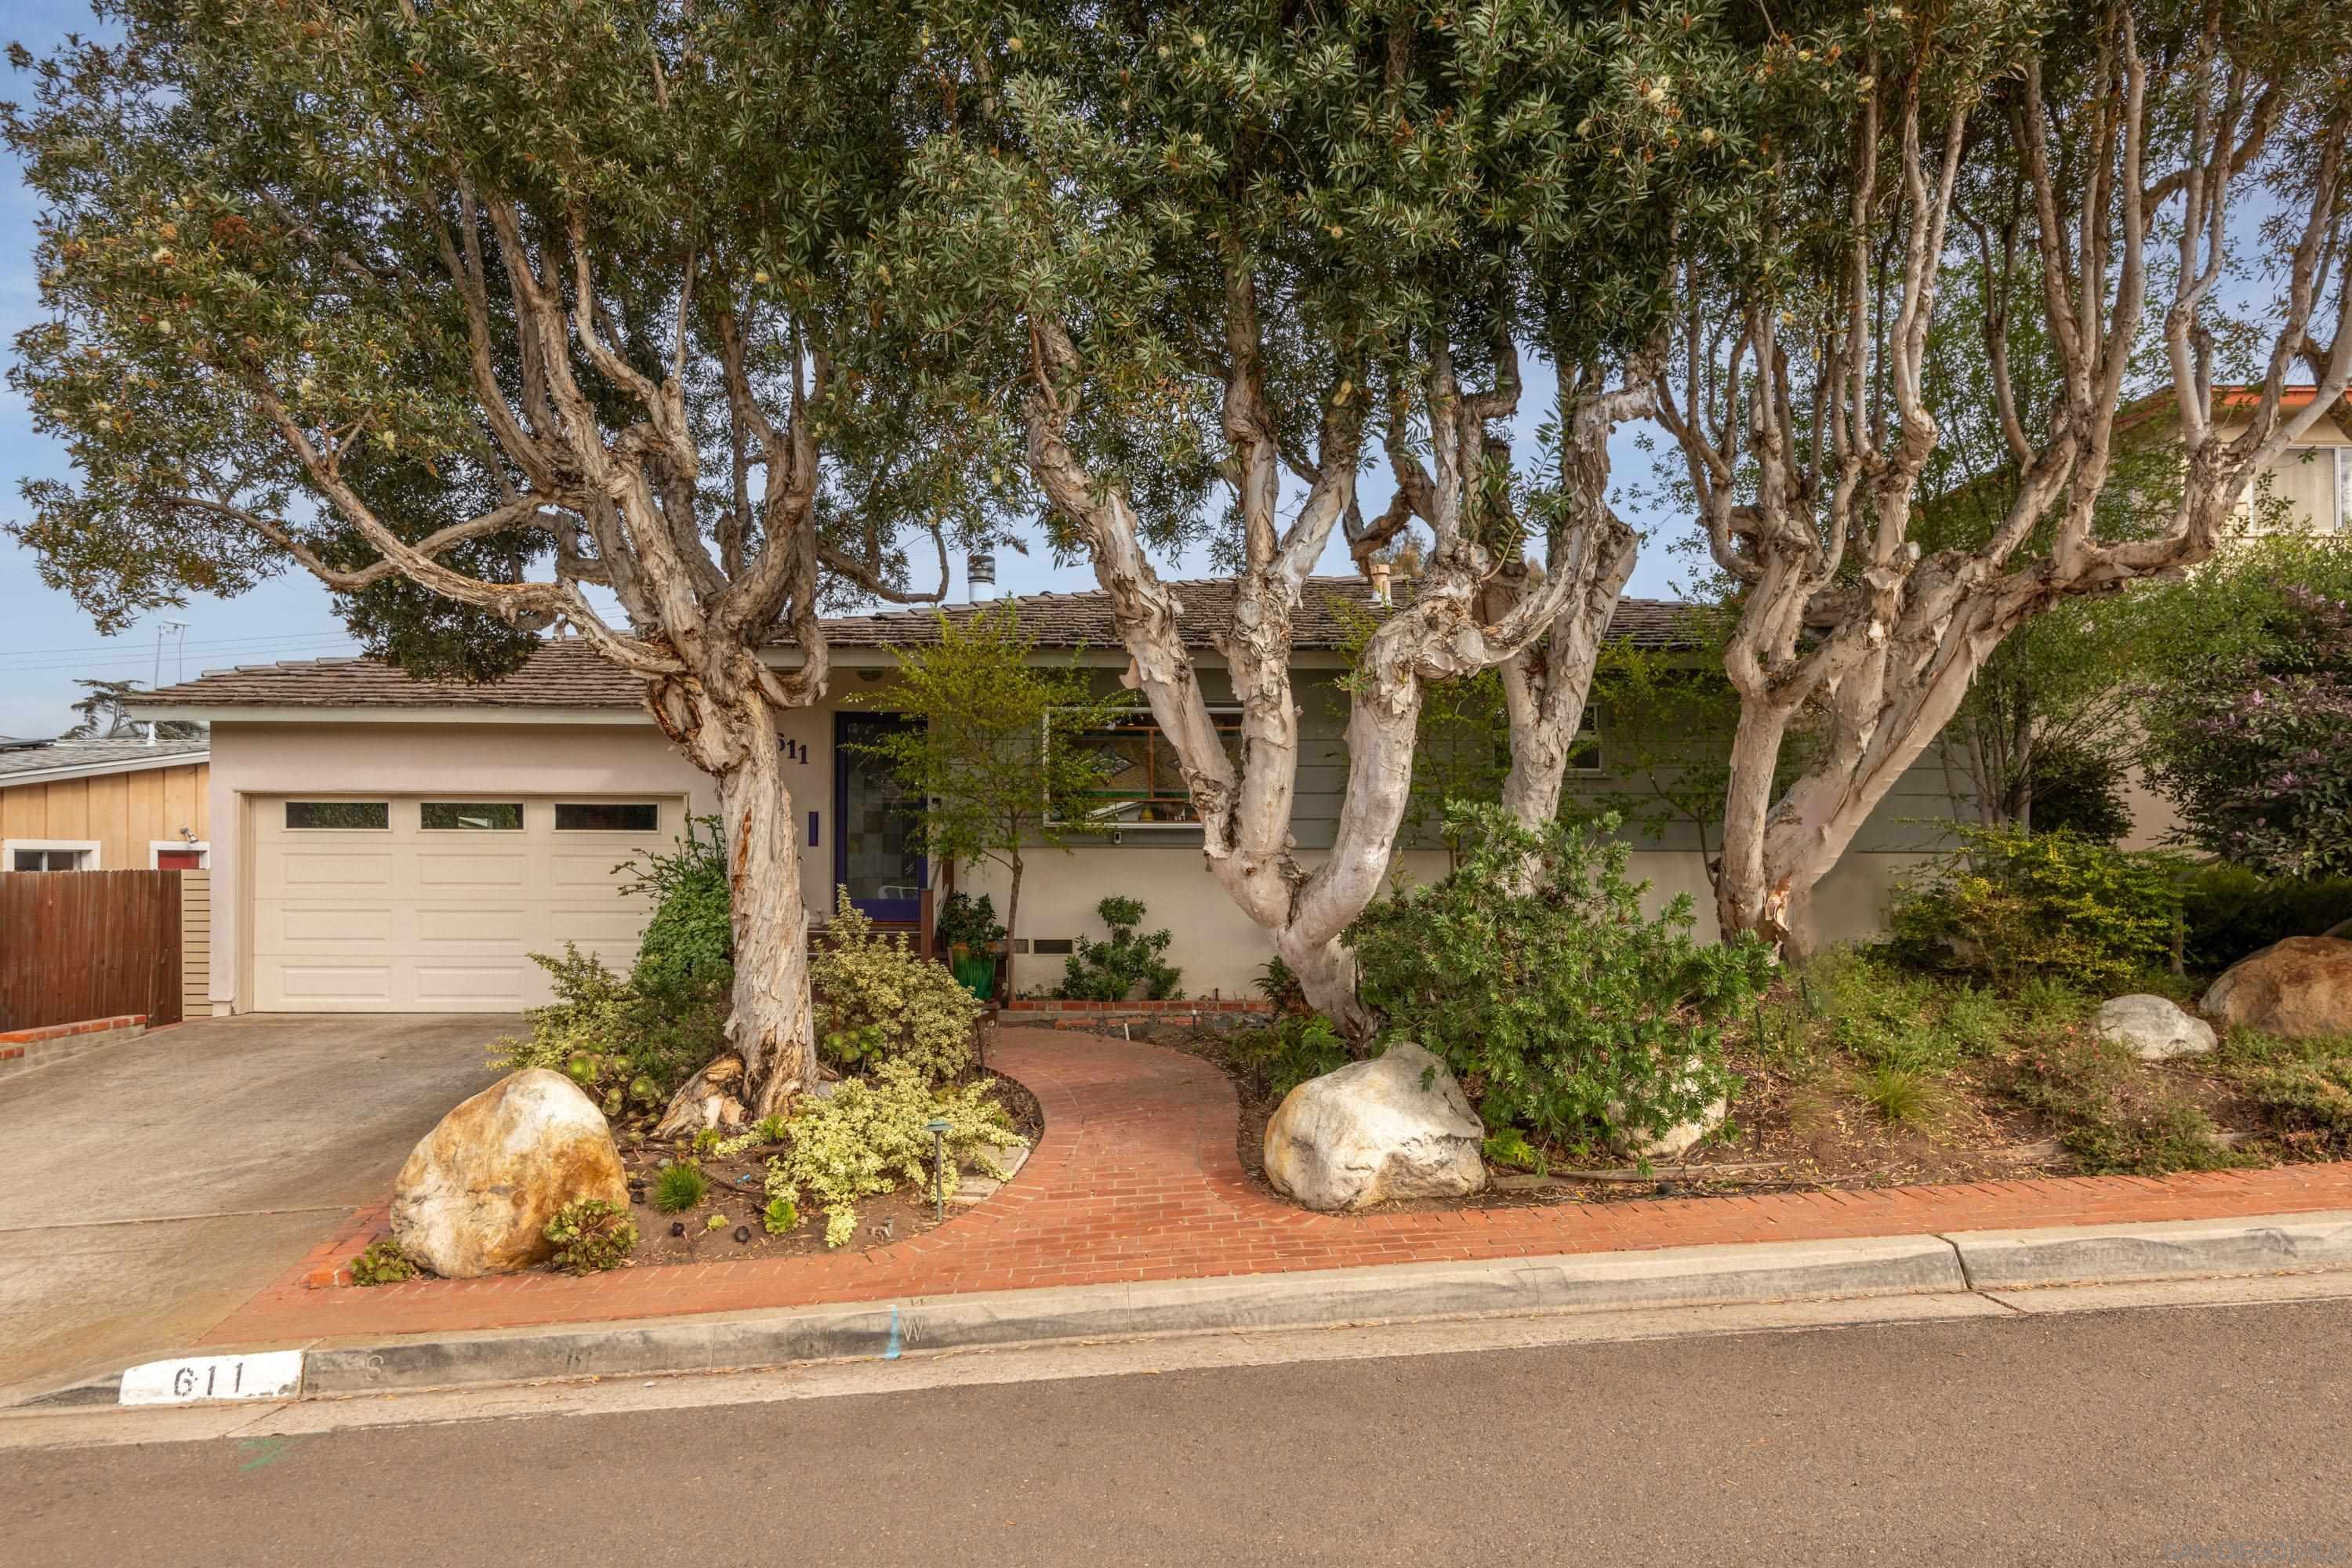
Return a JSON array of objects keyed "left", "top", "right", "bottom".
[
  {"left": 851, "top": 604, "right": 1132, "bottom": 988},
  {"left": 1347, "top": 806, "right": 1773, "bottom": 1152},
  {"left": 2140, "top": 540, "right": 2352, "bottom": 878}
]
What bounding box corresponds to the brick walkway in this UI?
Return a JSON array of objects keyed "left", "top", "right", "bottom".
[{"left": 202, "top": 1026, "right": 2352, "bottom": 1347}]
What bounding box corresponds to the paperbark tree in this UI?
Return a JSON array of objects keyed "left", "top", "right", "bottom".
[
  {"left": 1653, "top": 0, "right": 2352, "bottom": 949},
  {"left": 890, "top": 0, "right": 1767, "bottom": 1029},
  {"left": 5, "top": 1, "right": 1000, "bottom": 1123}
]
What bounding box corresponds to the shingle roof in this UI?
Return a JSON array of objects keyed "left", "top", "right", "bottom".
[
  {"left": 0, "top": 737, "right": 211, "bottom": 782},
  {"left": 135, "top": 577, "right": 1706, "bottom": 712}
]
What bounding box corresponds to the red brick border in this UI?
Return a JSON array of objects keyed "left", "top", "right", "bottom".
[
  {"left": 0, "top": 1014, "right": 145, "bottom": 1047},
  {"left": 198, "top": 1026, "right": 2352, "bottom": 1348}
]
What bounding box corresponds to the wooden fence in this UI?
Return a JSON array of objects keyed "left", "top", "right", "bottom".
[{"left": 0, "top": 869, "right": 183, "bottom": 1032}]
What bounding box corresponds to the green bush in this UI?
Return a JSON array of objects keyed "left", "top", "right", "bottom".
[
  {"left": 652, "top": 1161, "right": 709, "bottom": 1214},
  {"left": 1784, "top": 949, "right": 2024, "bottom": 1075},
  {"left": 1224, "top": 1012, "right": 1351, "bottom": 1101},
  {"left": 1057, "top": 895, "right": 1182, "bottom": 1000},
  {"left": 543, "top": 1197, "right": 638, "bottom": 1274},
  {"left": 619, "top": 820, "right": 734, "bottom": 995},
  {"left": 488, "top": 945, "right": 727, "bottom": 1116},
  {"left": 935, "top": 891, "right": 1006, "bottom": 951},
  {"left": 2238, "top": 1058, "right": 2352, "bottom": 1157},
  {"left": 1346, "top": 805, "right": 1773, "bottom": 1152},
  {"left": 812, "top": 892, "right": 984, "bottom": 1082},
  {"left": 2002, "top": 1034, "right": 2246, "bottom": 1175},
  {"left": 767, "top": 1061, "right": 1025, "bottom": 1247},
  {"left": 1886, "top": 824, "right": 2181, "bottom": 993},
  {"left": 347, "top": 1238, "right": 418, "bottom": 1287},
  {"left": 2178, "top": 862, "right": 2352, "bottom": 974}
]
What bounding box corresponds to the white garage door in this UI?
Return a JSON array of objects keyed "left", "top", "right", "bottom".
[{"left": 249, "top": 794, "right": 687, "bottom": 1012}]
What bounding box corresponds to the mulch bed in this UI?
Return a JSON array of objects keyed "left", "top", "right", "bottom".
[
  {"left": 1168, "top": 1019, "right": 2292, "bottom": 1217},
  {"left": 604, "top": 1067, "right": 1043, "bottom": 1269}
]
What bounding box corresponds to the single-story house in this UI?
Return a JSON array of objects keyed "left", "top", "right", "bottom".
[
  {"left": 0, "top": 735, "right": 212, "bottom": 873},
  {"left": 128, "top": 578, "right": 1971, "bottom": 1017}
]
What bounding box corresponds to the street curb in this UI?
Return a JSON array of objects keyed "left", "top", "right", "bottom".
[
  {"left": 1944, "top": 1210, "right": 2352, "bottom": 1291},
  {"left": 23, "top": 1209, "right": 2352, "bottom": 1408},
  {"left": 298, "top": 1232, "right": 1968, "bottom": 1396}
]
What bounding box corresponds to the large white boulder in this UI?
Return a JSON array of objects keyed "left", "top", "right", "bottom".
[
  {"left": 390, "top": 1069, "right": 630, "bottom": 1279},
  {"left": 2097, "top": 994, "right": 2217, "bottom": 1061},
  {"left": 2201, "top": 936, "right": 2352, "bottom": 1040},
  {"left": 1263, "top": 1043, "right": 1486, "bottom": 1212}
]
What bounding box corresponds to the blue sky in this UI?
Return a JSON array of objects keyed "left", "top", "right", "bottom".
[{"left": 0, "top": 2, "right": 1682, "bottom": 739}]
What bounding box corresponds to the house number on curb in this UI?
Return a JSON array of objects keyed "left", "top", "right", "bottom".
[{"left": 119, "top": 1350, "right": 304, "bottom": 1406}]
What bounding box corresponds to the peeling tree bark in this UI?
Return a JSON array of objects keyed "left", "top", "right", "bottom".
[{"left": 1657, "top": 20, "right": 2352, "bottom": 951}]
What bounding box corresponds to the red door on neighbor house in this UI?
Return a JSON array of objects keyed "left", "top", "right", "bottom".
[{"left": 155, "top": 850, "right": 203, "bottom": 870}]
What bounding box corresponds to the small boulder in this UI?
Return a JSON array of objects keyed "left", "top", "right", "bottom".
[
  {"left": 1613, "top": 1058, "right": 1727, "bottom": 1162},
  {"left": 2201, "top": 936, "right": 2352, "bottom": 1040},
  {"left": 2097, "top": 994, "right": 2218, "bottom": 1060},
  {"left": 1263, "top": 1043, "right": 1486, "bottom": 1212},
  {"left": 390, "top": 1069, "right": 630, "bottom": 1279}
]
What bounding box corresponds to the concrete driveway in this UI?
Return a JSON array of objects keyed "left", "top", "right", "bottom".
[{"left": 0, "top": 1014, "right": 511, "bottom": 1403}]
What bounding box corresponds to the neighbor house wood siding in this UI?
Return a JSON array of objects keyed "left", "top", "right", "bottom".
[
  {"left": 0, "top": 762, "right": 209, "bottom": 870},
  {"left": 181, "top": 869, "right": 212, "bottom": 1021}
]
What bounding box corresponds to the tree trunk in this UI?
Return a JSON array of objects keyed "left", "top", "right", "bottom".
[
  {"left": 1004, "top": 849, "right": 1023, "bottom": 1004},
  {"left": 654, "top": 706, "right": 818, "bottom": 1134}
]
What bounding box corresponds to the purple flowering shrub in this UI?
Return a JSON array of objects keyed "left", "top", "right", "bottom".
[{"left": 2144, "top": 586, "right": 2352, "bottom": 878}]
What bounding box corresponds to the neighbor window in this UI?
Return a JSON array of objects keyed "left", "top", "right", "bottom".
[
  {"left": 1566, "top": 706, "right": 1603, "bottom": 775},
  {"left": 420, "top": 801, "right": 524, "bottom": 831},
  {"left": 1054, "top": 710, "right": 1242, "bottom": 825},
  {"left": 9, "top": 844, "right": 95, "bottom": 872},
  {"left": 284, "top": 801, "right": 390, "bottom": 830},
  {"left": 554, "top": 802, "right": 660, "bottom": 833}
]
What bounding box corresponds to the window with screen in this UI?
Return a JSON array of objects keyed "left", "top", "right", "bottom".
[
  {"left": 420, "top": 802, "right": 524, "bottom": 831},
  {"left": 554, "top": 802, "right": 660, "bottom": 833},
  {"left": 10, "top": 847, "right": 92, "bottom": 872},
  {"left": 284, "top": 801, "right": 390, "bottom": 830},
  {"left": 1054, "top": 710, "right": 1242, "bottom": 826}
]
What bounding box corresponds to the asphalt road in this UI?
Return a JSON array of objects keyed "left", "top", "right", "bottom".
[
  {"left": 0, "top": 1014, "right": 507, "bottom": 1402},
  {"left": 8, "top": 1296, "right": 2350, "bottom": 1566}
]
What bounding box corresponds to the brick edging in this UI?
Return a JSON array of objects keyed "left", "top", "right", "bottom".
[{"left": 0, "top": 1014, "right": 146, "bottom": 1047}]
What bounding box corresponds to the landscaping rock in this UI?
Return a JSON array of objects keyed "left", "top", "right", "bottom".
[
  {"left": 1627, "top": 1094, "right": 1729, "bottom": 1163},
  {"left": 2201, "top": 936, "right": 2352, "bottom": 1040},
  {"left": 2097, "top": 994, "right": 2218, "bottom": 1060},
  {"left": 390, "top": 1069, "right": 630, "bottom": 1279},
  {"left": 1262, "top": 1043, "right": 1486, "bottom": 1212}
]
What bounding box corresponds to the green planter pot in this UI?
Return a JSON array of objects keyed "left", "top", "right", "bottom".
[{"left": 951, "top": 952, "right": 996, "bottom": 1000}]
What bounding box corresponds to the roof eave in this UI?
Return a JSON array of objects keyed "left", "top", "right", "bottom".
[{"left": 0, "top": 749, "right": 212, "bottom": 788}]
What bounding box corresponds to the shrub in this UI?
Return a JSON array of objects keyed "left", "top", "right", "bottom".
[
  {"left": 2177, "top": 862, "right": 2352, "bottom": 974},
  {"left": 1057, "top": 896, "right": 1181, "bottom": 1000},
  {"left": 767, "top": 1061, "right": 1025, "bottom": 1247},
  {"left": 2022, "top": 742, "right": 2135, "bottom": 845},
  {"left": 812, "top": 892, "right": 983, "bottom": 1082},
  {"left": 652, "top": 1161, "right": 709, "bottom": 1214},
  {"left": 2238, "top": 1058, "right": 2352, "bottom": 1158},
  {"left": 1886, "top": 824, "right": 2181, "bottom": 994},
  {"left": 488, "top": 945, "right": 727, "bottom": 1116},
  {"left": 619, "top": 819, "right": 734, "bottom": 995},
  {"left": 2142, "top": 561, "right": 2352, "bottom": 878},
  {"left": 1345, "top": 805, "right": 1773, "bottom": 1152},
  {"left": 348, "top": 1238, "right": 418, "bottom": 1287},
  {"left": 2002, "top": 1034, "right": 2246, "bottom": 1176},
  {"left": 1790, "top": 949, "right": 2019, "bottom": 1074},
  {"left": 543, "top": 1197, "right": 638, "bottom": 1274},
  {"left": 1223, "top": 1012, "right": 1351, "bottom": 1101}
]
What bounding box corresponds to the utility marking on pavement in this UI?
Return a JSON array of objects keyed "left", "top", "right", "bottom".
[
  {"left": 884, "top": 1306, "right": 902, "bottom": 1360},
  {"left": 235, "top": 1435, "right": 303, "bottom": 1473},
  {"left": 120, "top": 1351, "right": 304, "bottom": 1406}
]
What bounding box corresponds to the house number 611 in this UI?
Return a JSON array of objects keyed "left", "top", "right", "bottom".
[{"left": 782, "top": 739, "right": 808, "bottom": 763}]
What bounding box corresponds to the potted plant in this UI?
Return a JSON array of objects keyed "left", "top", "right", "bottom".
[{"left": 937, "top": 891, "right": 1007, "bottom": 1000}]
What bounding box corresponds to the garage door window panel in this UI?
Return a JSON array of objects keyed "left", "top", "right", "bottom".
[
  {"left": 285, "top": 801, "right": 390, "bottom": 830},
  {"left": 554, "top": 803, "right": 660, "bottom": 833},
  {"left": 420, "top": 802, "right": 524, "bottom": 831}
]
